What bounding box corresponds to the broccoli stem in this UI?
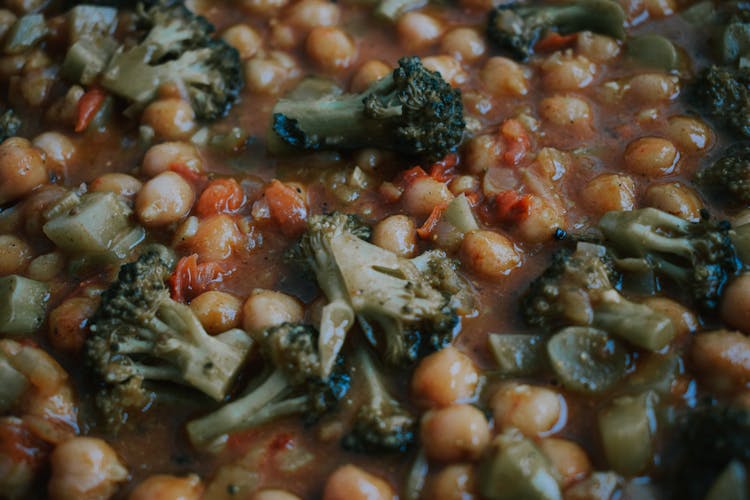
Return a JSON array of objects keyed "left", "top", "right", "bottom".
[
  {"left": 592, "top": 290, "right": 676, "bottom": 351},
  {"left": 186, "top": 369, "right": 292, "bottom": 450}
]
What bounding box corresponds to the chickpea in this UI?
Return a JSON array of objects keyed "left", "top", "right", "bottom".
[
  {"left": 449, "top": 176, "right": 479, "bottom": 196},
  {"left": 27, "top": 251, "right": 65, "bottom": 282},
  {"left": 222, "top": 24, "right": 262, "bottom": 59},
  {"left": 142, "top": 141, "right": 202, "bottom": 178},
  {"left": 460, "top": 230, "right": 520, "bottom": 279},
  {"left": 480, "top": 57, "right": 529, "bottom": 97},
  {"left": 581, "top": 174, "right": 636, "bottom": 215},
  {"left": 187, "top": 214, "right": 242, "bottom": 261},
  {"left": 643, "top": 182, "right": 702, "bottom": 221},
  {"left": 306, "top": 27, "right": 357, "bottom": 72},
  {"left": 32, "top": 132, "right": 75, "bottom": 175},
  {"left": 422, "top": 55, "right": 467, "bottom": 86},
  {"left": 541, "top": 52, "right": 596, "bottom": 91},
  {"left": 576, "top": 32, "right": 620, "bottom": 63},
  {"left": 515, "top": 195, "right": 565, "bottom": 244},
  {"left": 722, "top": 274, "right": 750, "bottom": 335},
  {"left": 323, "top": 465, "right": 394, "bottom": 500},
  {"left": 89, "top": 173, "right": 143, "bottom": 199},
  {"left": 491, "top": 383, "right": 564, "bottom": 437},
  {"left": 627, "top": 73, "right": 679, "bottom": 103},
  {"left": 253, "top": 490, "right": 301, "bottom": 500},
  {"left": 135, "top": 171, "right": 195, "bottom": 227},
  {"left": 464, "top": 134, "right": 501, "bottom": 174},
  {"left": 141, "top": 98, "right": 196, "bottom": 141},
  {"left": 401, "top": 176, "right": 454, "bottom": 218},
  {"left": 623, "top": 137, "right": 679, "bottom": 177},
  {"left": 129, "top": 474, "right": 203, "bottom": 500},
  {"left": 190, "top": 291, "right": 243, "bottom": 334},
  {"left": 691, "top": 330, "right": 750, "bottom": 391},
  {"left": 666, "top": 115, "right": 713, "bottom": 154},
  {"left": 288, "top": 0, "right": 341, "bottom": 30},
  {"left": 245, "top": 52, "right": 299, "bottom": 94},
  {"left": 0, "top": 234, "right": 31, "bottom": 275},
  {"left": 0, "top": 137, "right": 48, "bottom": 205},
  {"left": 421, "top": 405, "right": 490, "bottom": 462},
  {"left": 539, "top": 95, "right": 593, "bottom": 132},
  {"left": 397, "top": 12, "right": 443, "bottom": 50},
  {"left": 428, "top": 464, "right": 477, "bottom": 500},
  {"left": 350, "top": 60, "right": 391, "bottom": 93},
  {"left": 441, "top": 27, "right": 486, "bottom": 62},
  {"left": 48, "top": 437, "right": 128, "bottom": 500},
  {"left": 539, "top": 438, "right": 591, "bottom": 488},
  {"left": 644, "top": 0, "right": 674, "bottom": 17},
  {"left": 642, "top": 296, "right": 698, "bottom": 340},
  {"left": 372, "top": 215, "right": 417, "bottom": 257},
  {"left": 49, "top": 296, "right": 99, "bottom": 353},
  {"left": 270, "top": 21, "right": 298, "bottom": 49},
  {"left": 238, "top": 0, "right": 288, "bottom": 15},
  {"left": 242, "top": 289, "right": 304, "bottom": 335},
  {"left": 412, "top": 346, "right": 479, "bottom": 407}
]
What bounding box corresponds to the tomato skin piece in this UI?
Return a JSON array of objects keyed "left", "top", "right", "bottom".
[
  {"left": 169, "top": 254, "right": 230, "bottom": 303},
  {"left": 264, "top": 180, "right": 308, "bottom": 237},
  {"left": 196, "top": 179, "right": 246, "bottom": 217}
]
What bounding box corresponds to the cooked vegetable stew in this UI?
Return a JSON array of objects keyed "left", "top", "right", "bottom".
[{"left": 0, "top": 0, "right": 748, "bottom": 498}]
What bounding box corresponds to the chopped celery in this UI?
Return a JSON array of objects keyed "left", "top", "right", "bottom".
[
  {"left": 3, "top": 15, "right": 46, "bottom": 55},
  {"left": 0, "top": 355, "right": 28, "bottom": 411},
  {"left": 705, "top": 460, "right": 748, "bottom": 500},
  {"left": 598, "top": 391, "right": 658, "bottom": 476},
  {"left": 0, "top": 275, "right": 49, "bottom": 335},
  {"left": 61, "top": 37, "right": 118, "bottom": 86},
  {"left": 488, "top": 333, "right": 546, "bottom": 376},
  {"left": 43, "top": 192, "right": 144, "bottom": 259},
  {"left": 547, "top": 327, "right": 627, "bottom": 394},
  {"left": 67, "top": 5, "right": 117, "bottom": 44},
  {"left": 443, "top": 194, "right": 479, "bottom": 234},
  {"left": 479, "top": 428, "right": 562, "bottom": 500}
]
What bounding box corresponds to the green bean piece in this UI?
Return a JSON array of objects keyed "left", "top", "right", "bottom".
[
  {"left": 488, "top": 333, "right": 547, "bottom": 376},
  {"left": 592, "top": 298, "right": 675, "bottom": 352},
  {"left": 0, "top": 275, "right": 49, "bottom": 336},
  {"left": 598, "top": 391, "right": 657, "bottom": 476},
  {"left": 3, "top": 15, "right": 47, "bottom": 55},
  {"left": 547, "top": 327, "right": 627, "bottom": 394},
  {"left": 705, "top": 461, "right": 749, "bottom": 500},
  {"left": 479, "top": 428, "right": 562, "bottom": 500},
  {"left": 626, "top": 35, "right": 680, "bottom": 71}
]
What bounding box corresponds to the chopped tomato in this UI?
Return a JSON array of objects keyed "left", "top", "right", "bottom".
[
  {"left": 534, "top": 32, "right": 578, "bottom": 53},
  {"left": 429, "top": 153, "right": 459, "bottom": 182},
  {"left": 395, "top": 166, "right": 428, "bottom": 190},
  {"left": 169, "top": 254, "right": 230, "bottom": 302},
  {"left": 500, "top": 119, "right": 531, "bottom": 166},
  {"left": 196, "top": 178, "right": 246, "bottom": 217},
  {"left": 74, "top": 88, "right": 107, "bottom": 133},
  {"left": 417, "top": 202, "right": 448, "bottom": 240},
  {"left": 169, "top": 162, "right": 207, "bottom": 187},
  {"left": 495, "top": 190, "right": 533, "bottom": 224},
  {"left": 264, "top": 180, "right": 308, "bottom": 237}
]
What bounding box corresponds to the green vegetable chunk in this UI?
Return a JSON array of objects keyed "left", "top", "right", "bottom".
[
  {"left": 479, "top": 428, "right": 562, "bottom": 500},
  {"left": 67, "top": 5, "right": 118, "bottom": 43},
  {"left": 488, "top": 333, "right": 547, "bottom": 376},
  {"left": 4, "top": 14, "right": 47, "bottom": 55},
  {"left": 705, "top": 461, "right": 749, "bottom": 500},
  {"left": 0, "top": 275, "right": 49, "bottom": 336},
  {"left": 547, "top": 327, "right": 627, "bottom": 394},
  {"left": 598, "top": 391, "right": 657, "bottom": 476},
  {"left": 626, "top": 34, "right": 681, "bottom": 71},
  {"left": 0, "top": 354, "right": 29, "bottom": 411}
]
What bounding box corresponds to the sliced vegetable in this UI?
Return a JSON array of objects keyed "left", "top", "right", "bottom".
[
  {"left": 442, "top": 194, "right": 479, "bottom": 234},
  {"left": 3, "top": 15, "right": 47, "bottom": 55},
  {"left": 626, "top": 35, "right": 680, "bottom": 71},
  {"left": 61, "top": 37, "right": 118, "bottom": 86},
  {"left": 67, "top": 5, "right": 118, "bottom": 44},
  {"left": 0, "top": 275, "right": 49, "bottom": 336},
  {"left": 622, "top": 353, "right": 681, "bottom": 396},
  {"left": 705, "top": 460, "right": 748, "bottom": 500},
  {"left": 488, "top": 333, "right": 547, "bottom": 376},
  {"left": 598, "top": 391, "right": 658, "bottom": 476},
  {"left": 0, "top": 354, "right": 28, "bottom": 411},
  {"left": 479, "top": 428, "right": 562, "bottom": 500},
  {"left": 43, "top": 192, "right": 145, "bottom": 259},
  {"left": 563, "top": 471, "right": 623, "bottom": 500},
  {"left": 547, "top": 327, "right": 627, "bottom": 394},
  {"left": 592, "top": 292, "right": 675, "bottom": 351}
]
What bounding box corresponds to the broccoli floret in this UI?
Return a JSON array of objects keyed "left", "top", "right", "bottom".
[
  {"left": 342, "top": 348, "right": 416, "bottom": 453},
  {"left": 269, "top": 56, "right": 465, "bottom": 162},
  {"left": 96, "top": 0, "right": 242, "bottom": 120},
  {"left": 598, "top": 208, "right": 740, "bottom": 311},
  {"left": 666, "top": 403, "right": 750, "bottom": 500},
  {"left": 0, "top": 109, "right": 21, "bottom": 142},
  {"left": 291, "top": 212, "right": 473, "bottom": 375},
  {"left": 694, "top": 65, "right": 750, "bottom": 139},
  {"left": 487, "top": 0, "right": 626, "bottom": 61},
  {"left": 521, "top": 242, "right": 675, "bottom": 351},
  {"left": 186, "top": 322, "right": 350, "bottom": 451},
  {"left": 696, "top": 143, "right": 750, "bottom": 206},
  {"left": 86, "top": 249, "right": 252, "bottom": 427}
]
